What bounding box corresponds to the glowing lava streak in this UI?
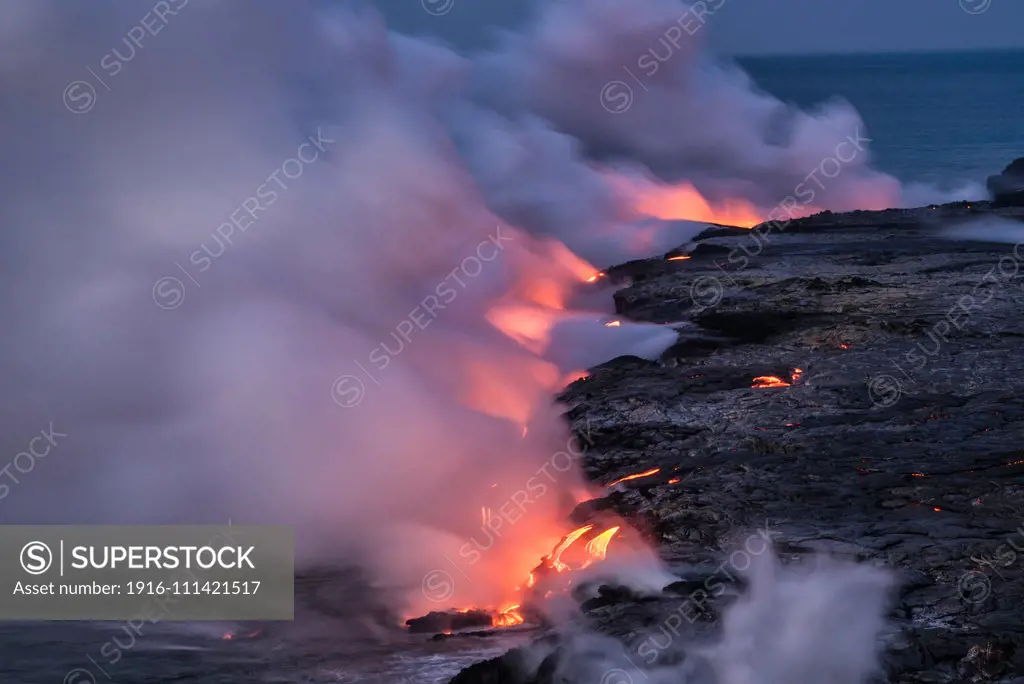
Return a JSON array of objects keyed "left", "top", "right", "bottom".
[
  {"left": 585, "top": 526, "right": 620, "bottom": 560},
  {"left": 605, "top": 320, "right": 621, "bottom": 327},
  {"left": 751, "top": 376, "right": 790, "bottom": 388},
  {"left": 493, "top": 604, "right": 524, "bottom": 627},
  {"left": 548, "top": 525, "right": 593, "bottom": 572},
  {"left": 667, "top": 255, "right": 691, "bottom": 261},
  {"left": 485, "top": 239, "right": 600, "bottom": 356},
  {"left": 606, "top": 468, "right": 661, "bottom": 487},
  {"left": 561, "top": 370, "right": 590, "bottom": 386}
]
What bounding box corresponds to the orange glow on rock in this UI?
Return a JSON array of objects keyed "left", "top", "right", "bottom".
[
  {"left": 613, "top": 175, "right": 765, "bottom": 228},
  {"left": 606, "top": 468, "right": 661, "bottom": 487},
  {"left": 549, "top": 525, "right": 593, "bottom": 572},
  {"left": 492, "top": 604, "right": 524, "bottom": 627},
  {"left": 751, "top": 376, "right": 790, "bottom": 388},
  {"left": 585, "top": 527, "right": 620, "bottom": 560}
]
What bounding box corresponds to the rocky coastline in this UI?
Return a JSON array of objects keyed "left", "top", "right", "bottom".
[{"left": 449, "top": 167, "right": 1024, "bottom": 684}]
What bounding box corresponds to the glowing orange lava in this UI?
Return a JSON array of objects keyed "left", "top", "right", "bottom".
[
  {"left": 619, "top": 177, "right": 765, "bottom": 228},
  {"left": 585, "top": 527, "right": 620, "bottom": 560},
  {"left": 493, "top": 604, "right": 524, "bottom": 627},
  {"left": 605, "top": 320, "right": 621, "bottom": 327},
  {"left": 432, "top": 523, "right": 629, "bottom": 632},
  {"left": 751, "top": 376, "right": 790, "bottom": 388},
  {"left": 667, "top": 255, "right": 691, "bottom": 261},
  {"left": 483, "top": 236, "right": 600, "bottom": 360},
  {"left": 548, "top": 525, "right": 593, "bottom": 571},
  {"left": 606, "top": 468, "right": 661, "bottom": 487},
  {"left": 561, "top": 370, "right": 590, "bottom": 386}
]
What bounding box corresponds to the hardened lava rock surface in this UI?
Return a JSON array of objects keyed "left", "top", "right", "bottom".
[{"left": 451, "top": 199, "right": 1024, "bottom": 684}]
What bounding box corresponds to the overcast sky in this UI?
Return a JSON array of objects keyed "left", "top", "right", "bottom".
[{"left": 372, "top": 0, "right": 1024, "bottom": 55}]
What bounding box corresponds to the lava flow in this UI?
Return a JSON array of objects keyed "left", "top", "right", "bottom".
[
  {"left": 517, "top": 524, "right": 623, "bottom": 596},
  {"left": 611, "top": 174, "right": 767, "bottom": 228},
  {"left": 752, "top": 376, "right": 790, "bottom": 388},
  {"left": 606, "top": 468, "right": 661, "bottom": 487},
  {"left": 751, "top": 368, "right": 803, "bottom": 388},
  {"left": 412, "top": 523, "right": 626, "bottom": 633}
]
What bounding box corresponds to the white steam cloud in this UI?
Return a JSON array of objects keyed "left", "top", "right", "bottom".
[
  {"left": 0, "top": 0, "right": 971, "bottom": 617},
  {"left": 528, "top": 552, "right": 893, "bottom": 684}
]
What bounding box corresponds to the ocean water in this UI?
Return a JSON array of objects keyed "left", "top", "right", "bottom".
[{"left": 737, "top": 50, "right": 1024, "bottom": 190}]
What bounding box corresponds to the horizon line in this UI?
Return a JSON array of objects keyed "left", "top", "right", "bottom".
[{"left": 730, "top": 46, "right": 1024, "bottom": 59}]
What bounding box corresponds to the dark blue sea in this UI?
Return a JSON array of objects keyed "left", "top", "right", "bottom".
[{"left": 738, "top": 49, "right": 1024, "bottom": 189}]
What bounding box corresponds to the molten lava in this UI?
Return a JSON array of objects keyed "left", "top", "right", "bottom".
[
  {"left": 751, "top": 376, "right": 790, "bottom": 388},
  {"left": 483, "top": 234, "right": 601, "bottom": 358},
  {"left": 548, "top": 524, "right": 593, "bottom": 572},
  {"left": 606, "top": 468, "right": 661, "bottom": 486},
  {"left": 493, "top": 604, "right": 524, "bottom": 627},
  {"left": 614, "top": 175, "right": 765, "bottom": 228},
  {"left": 561, "top": 370, "right": 590, "bottom": 386},
  {"left": 422, "top": 229, "right": 648, "bottom": 633},
  {"left": 667, "top": 255, "right": 691, "bottom": 261},
  {"left": 585, "top": 526, "right": 620, "bottom": 560},
  {"left": 429, "top": 522, "right": 626, "bottom": 633}
]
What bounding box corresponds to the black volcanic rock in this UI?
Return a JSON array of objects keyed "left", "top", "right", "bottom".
[
  {"left": 987, "top": 157, "right": 1024, "bottom": 206},
  {"left": 449, "top": 649, "right": 540, "bottom": 684},
  {"left": 449, "top": 193, "right": 1024, "bottom": 684},
  {"left": 406, "top": 610, "right": 493, "bottom": 634}
]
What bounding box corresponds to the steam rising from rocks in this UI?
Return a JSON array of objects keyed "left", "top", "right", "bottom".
[
  {"left": 0, "top": 0, "right": 972, "bottom": 618},
  {"left": 525, "top": 552, "right": 893, "bottom": 684}
]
